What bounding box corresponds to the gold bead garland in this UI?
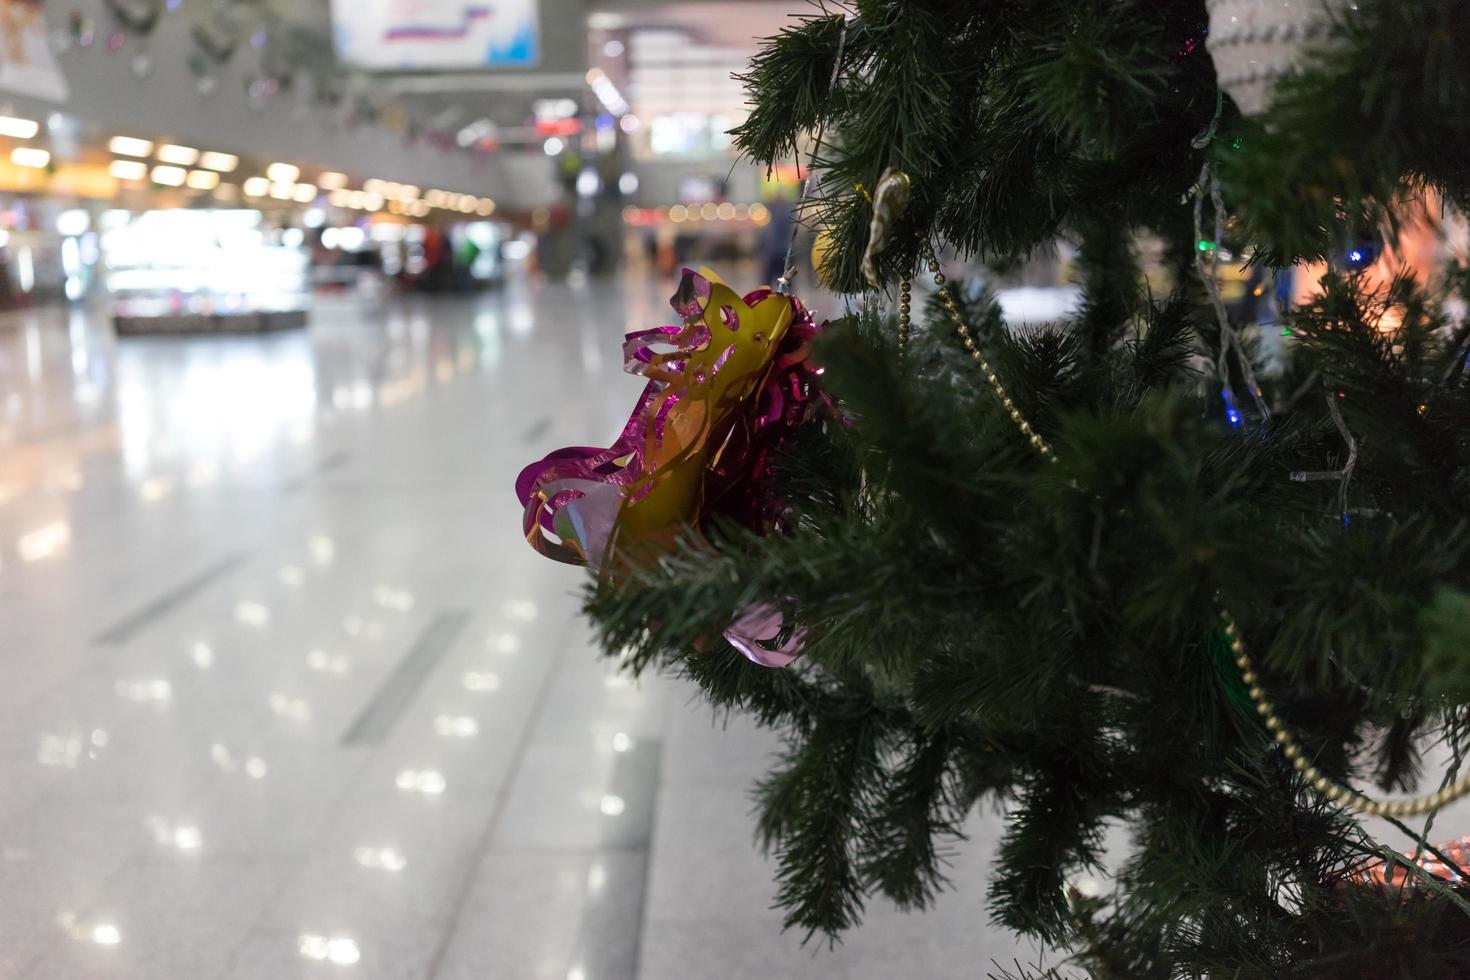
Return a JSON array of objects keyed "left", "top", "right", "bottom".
[
  {"left": 898, "top": 276, "right": 912, "bottom": 357},
  {"left": 1219, "top": 608, "right": 1470, "bottom": 818},
  {"left": 922, "top": 244, "right": 1056, "bottom": 461},
  {"left": 915, "top": 239, "right": 1467, "bottom": 819}
]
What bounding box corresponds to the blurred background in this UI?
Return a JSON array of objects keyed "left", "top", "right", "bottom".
[
  {"left": 1, "top": 2, "right": 1466, "bottom": 979},
  {"left": 0, "top": 1, "right": 1046, "bottom": 978}
]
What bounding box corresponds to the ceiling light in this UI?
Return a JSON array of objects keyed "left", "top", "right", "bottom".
[
  {"left": 318, "top": 171, "right": 348, "bottom": 190},
  {"left": 109, "top": 159, "right": 147, "bottom": 181},
  {"left": 198, "top": 151, "right": 238, "bottom": 172},
  {"left": 266, "top": 162, "right": 300, "bottom": 183},
  {"left": 242, "top": 176, "right": 269, "bottom": 197},
  {"left": 109, "top": 136, "right": 153, "bottom": 157},
  {"left": 156, "top": 144, "right": 199, "bottom": 166},
  {"left": 269, "top": 181, "right": 294, "bottom": 200},
  {"left": 10, "top": 148, "right": 49, "bottom": 169},
  {"left": 293, "top": 182, "right": 317, "bottom": 203},
  {"left": 476, "top": 198, "right": 495, "bottom": 216},
  {"left": 185, "top": 169, "right": 220, "bottom": 190},
  {"left": 0, "top": 115, "right": 39, "bottom": 139},
  {"left": 150, "top": 165, "right": 186, "bottom": 186}
]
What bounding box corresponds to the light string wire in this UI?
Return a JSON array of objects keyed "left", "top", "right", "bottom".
[
  {"left": 1193, "top": 160, "right": 1272, "bottom": 425},
  {"left": 775, "top": 12, "right": 850, "bottom": 296},
  {"left": 913, "top": 240, "right": 1470, "bottom": 821},
  {"left": 1189, "top": 89, "right": 1270, "bottom": 426},
  {"left": 1289, "top": 388, "right": 1360, "bottom": 522}
]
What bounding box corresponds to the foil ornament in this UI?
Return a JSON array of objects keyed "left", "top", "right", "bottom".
[
  {"left": 516, "top": 267, "right": 825, "bottom": 667},
  {"left": 1350, "top": 836, "right": 1470, "bottom": 892},
  {"left": 861, "top": 167, "right": 912, "bottom": 287}
]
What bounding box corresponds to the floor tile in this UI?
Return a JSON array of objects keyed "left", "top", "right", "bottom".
[{"left": 0, "top": 282, "right": 1035, "bottom": 980}]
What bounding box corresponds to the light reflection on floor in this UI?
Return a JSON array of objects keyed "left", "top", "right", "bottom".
[{"left": 0, "top": 275, "right": 1032, "bottom": 979}]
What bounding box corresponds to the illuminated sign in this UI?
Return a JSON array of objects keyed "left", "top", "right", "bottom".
[
  {"left": 331, "top": 0, "right": 539, "bottom": 69},
  {"left": 0, "top": 0, "right": 69, "bottom": 101}
]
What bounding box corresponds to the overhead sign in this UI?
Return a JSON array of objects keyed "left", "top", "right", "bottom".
[
  {"left": 0, "top": 0, "right": 69, "bottom": 102},
  {"left": 331, "top": 0, "right": 539, "bottom": 70}
]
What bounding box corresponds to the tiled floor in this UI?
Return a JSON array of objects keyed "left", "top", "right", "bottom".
[{"left": 0, "top": 273, "right": 1044, "bottom": 979}]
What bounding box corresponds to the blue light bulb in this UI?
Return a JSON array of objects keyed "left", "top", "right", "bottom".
[{"left": 1221, "top": 389, "right": 1243, "bottom": 428}]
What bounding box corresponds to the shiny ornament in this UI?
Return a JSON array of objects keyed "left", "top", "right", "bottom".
[
  {"left": 67, "top": 11, "right": 96, "bottom": 49},
  {"left": 861, "top": 168, "right": 911, "bottom": 287},
  {"left": 1205, "top": 0, "right": 1347, "bottom": 116},
  {"left": 102, "top": 0, "right": 162, "bottom": 37},
  {"left": 1350, "top": 836, "right": 1470, "bottom": 891},
  {"left": 810, "top": 224, "right": 839, "bottom": 288},
  {"left": 516, "top": 268, "right": 826, "bottom": 666}
]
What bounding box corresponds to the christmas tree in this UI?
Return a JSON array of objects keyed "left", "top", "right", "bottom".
[{"left": 577, "top": 1, "right": 1470, "bottom": 974}]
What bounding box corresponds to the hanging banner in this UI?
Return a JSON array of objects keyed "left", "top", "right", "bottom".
[
  {"left": 331, "top": 0, "right": 539, "bottom": 70},
  {"left": 0, "top": 0, "right": 69, "bottom": 102}
]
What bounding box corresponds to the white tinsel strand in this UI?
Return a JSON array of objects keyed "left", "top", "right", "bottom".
[{"left": 1205, "top": 0, "right": 1347, "bottom": 116}]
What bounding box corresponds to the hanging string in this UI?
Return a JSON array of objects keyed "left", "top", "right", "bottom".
[{"left": 775, "top": 14, "right": 850, "bottom": 296}]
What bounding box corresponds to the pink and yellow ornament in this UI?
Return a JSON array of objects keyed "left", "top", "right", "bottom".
[{"left": 515, "top": 267, "right": 826, "bottom": 667}]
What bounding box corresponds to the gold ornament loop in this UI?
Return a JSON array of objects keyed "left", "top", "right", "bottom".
[{"left": 862, "top": 168, "right": 912, "bottom": 288}]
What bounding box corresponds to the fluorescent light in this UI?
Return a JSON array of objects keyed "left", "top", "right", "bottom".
[
  {"left": 109, "top": 159, "right": 147, "bottom": 180},
  {"left": 198, "top": 151, "right": 238, "bottom": 172},
  {"left": 266, "top": 162, "right": 300, "bottom": 183},
  {"left": 242, "top": 176, "right": 269, "bottom": 197},
  {"left": 156, "top": 144, "right": 199, "bottom": 166},
  {"left": 150, "top": 165, "right": 186, "bottom": 186},
  {"left": 293, "top": 182, "right": 317, "bottom": 203},
  {"left": 109, "top": 136, "right": 153, "bottom": 157},
  {"left": 56, "top": 209, "right": 89, "bottom": 236},
  {"left": 318, "top": 171, "right": 348, "bottom": 190},
  {"left": 186, "top": 169, "right": 220, "bottom": 190},
  {"left": 18, "top": 521, "right": 70, "bottom": 562},
  {"left": 10, "top": 147, "right": 48, "bottom": 169},
  {"left": 0, "top": 115, "right": 39, "bottom": 139}
]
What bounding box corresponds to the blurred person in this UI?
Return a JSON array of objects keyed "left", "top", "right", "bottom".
[{"left": 761, "top": 196, "right": 795, "bottom": 285}]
